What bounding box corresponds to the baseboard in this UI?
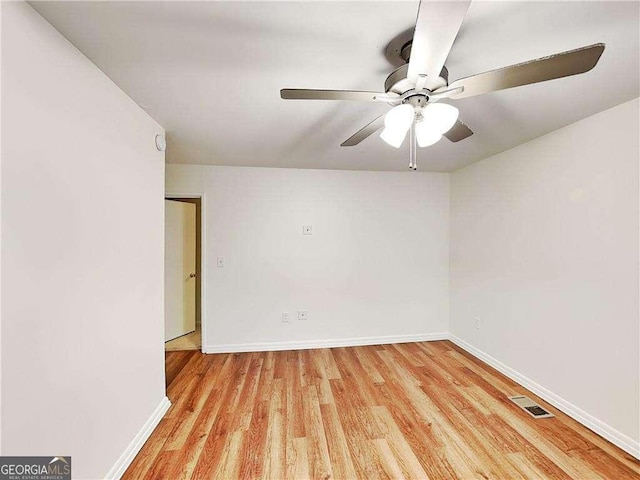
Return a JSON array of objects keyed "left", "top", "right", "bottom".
[
  {"left": 104, "top": 396, "right": 172, "bottom": 480},
  {"left": 448, "top": 334, "right": 640, "bottom": 460},
  {"left": 204, "top": 332, "right": 449, "bottom": 354}
]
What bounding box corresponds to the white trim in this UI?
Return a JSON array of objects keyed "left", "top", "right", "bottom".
[
  {"left": 165, "top": 192, "right": 207, "bottom": 354},
  {"left": 448, "top": 334, "right": 640, "bottom": 460},
  {"left": 204, "top": 332, "right": 449, "bottom": 354},
  {"left": 104, "top": 396, "right": 171, "bottom": 480}
]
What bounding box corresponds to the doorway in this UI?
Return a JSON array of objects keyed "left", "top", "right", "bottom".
[{"left": 164, "top": 197, "right": 202, "bottom": 352}]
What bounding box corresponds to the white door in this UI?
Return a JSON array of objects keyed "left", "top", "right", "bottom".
[{"left": 165, "top": 200, "right": 196, "bottom": 342}]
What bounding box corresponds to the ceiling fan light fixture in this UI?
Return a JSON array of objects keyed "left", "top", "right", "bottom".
[
  {"left": 380, "top": 104, "right": 414, "bottom": 147},
  {"left": 386, "top": 104, "right": 414, "bottom": 128},
  {"left": 385, "top": 103, "right": 414, "bottom": 129},
  {"left": 421, "top": 103, "right": 459, "bottom": 134},
  {"left": 380, "top": 126, "right": 408, "bottom": 148},
  {"left": 415, "top": 122, "right": 443, "bottom": 147}
]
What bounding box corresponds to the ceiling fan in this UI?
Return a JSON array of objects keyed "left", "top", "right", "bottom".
[{"left": 280, "top": 0, "right": 604, "bottom": 170}]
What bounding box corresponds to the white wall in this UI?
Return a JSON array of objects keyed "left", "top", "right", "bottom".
[
  {"left": 2, "top": 3, "right": 166, "bottom": 477},
  {"left": 0, "top": 1, "right": 4, "bottom": 456},
  {"left": 166, "top": 165, "right": 450, "bottom": 351},
  {"left": 450, "top": 98, "right": 640, "bottom": 454}
]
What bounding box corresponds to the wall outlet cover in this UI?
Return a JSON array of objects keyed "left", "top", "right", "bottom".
[
  {"left": 302, "top": 226, "right": 312, "bottom": 235},
  {"left": 298, "top": 310, "right": 308, "bottom": 320}
]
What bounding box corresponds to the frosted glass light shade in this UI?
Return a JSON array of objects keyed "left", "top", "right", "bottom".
[
  {"left": 384, "top": 104, "right": 414, "bottom": 130},
  {"left": 380, "top": 126, "right": 408, "bottom": 148},
  {"left": 415, "top": 121, "right": 442, "bottom": 147},
  {"left": 380, "top": 104, "right": 414, "bottom": 147},
  {"left": 421, "top": 103, "right": 459, "bottom": 134}
]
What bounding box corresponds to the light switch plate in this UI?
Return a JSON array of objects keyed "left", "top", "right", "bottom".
[{"left": 217, "top": 257, "right": 225, "bottom": 267}]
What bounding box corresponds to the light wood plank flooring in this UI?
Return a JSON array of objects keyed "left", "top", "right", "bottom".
[{"left": 124, "top": 341, "right": 640, "bottom": 479}]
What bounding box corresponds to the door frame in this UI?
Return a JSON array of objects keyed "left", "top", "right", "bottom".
[{"left": 165, "top": 192, "right": 207, "bottom": 353}]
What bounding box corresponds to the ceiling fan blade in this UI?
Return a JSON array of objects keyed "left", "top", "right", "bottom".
[
  {"left": 407, "top": 0, "right": 470, "bottom": 85},
  {"left": 448, "top": 43, "right": 605, "bottom": 100},
  {"left": 444, "top": 119, "right": 473, "bottom": 142},
  {"left": 341, "top": 114, "right": 386, "bottom": 147},
  {"left": 281, "top": 89, "right": 387, "bottom": 102}
]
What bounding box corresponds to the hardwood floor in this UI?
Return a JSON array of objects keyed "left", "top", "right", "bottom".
[{"left": 124, "top": 341, "right": 640, "bottom": 479}]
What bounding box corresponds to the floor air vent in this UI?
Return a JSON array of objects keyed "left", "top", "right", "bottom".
[{"left": 509, "top": 395, "right": 554, "bottom": 419}]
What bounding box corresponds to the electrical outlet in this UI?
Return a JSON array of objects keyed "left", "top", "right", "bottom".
[
  {"left": 474, "top": 317, "right": 481, "bottom": 330},
  {"left": 282, "top": 312, "right": 289, "bottom": 323},
  {"left": 302, "top": 226, "right": 312, "bottom": 235},
  {"left": 298, "top": 310, "right": 308, "bottom": 321},
  {"left": 217, "top": 256, "right": 225, "bottom": 267}
]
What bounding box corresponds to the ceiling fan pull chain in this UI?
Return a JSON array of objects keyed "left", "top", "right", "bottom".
[{"left": 409, "top": 121, "right": 417, "bottom": 170}]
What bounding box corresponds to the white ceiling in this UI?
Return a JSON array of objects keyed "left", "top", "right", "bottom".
[{"left": 31, "top": 1, "right": 639, "bottom": 172}]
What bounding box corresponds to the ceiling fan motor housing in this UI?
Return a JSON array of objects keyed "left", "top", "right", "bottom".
[
  {"left": 404, "top": 95, "right": 428, "bottom": 109},
  {"left": 384, "top": 63, "right": 449, "bottom": 96}
]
